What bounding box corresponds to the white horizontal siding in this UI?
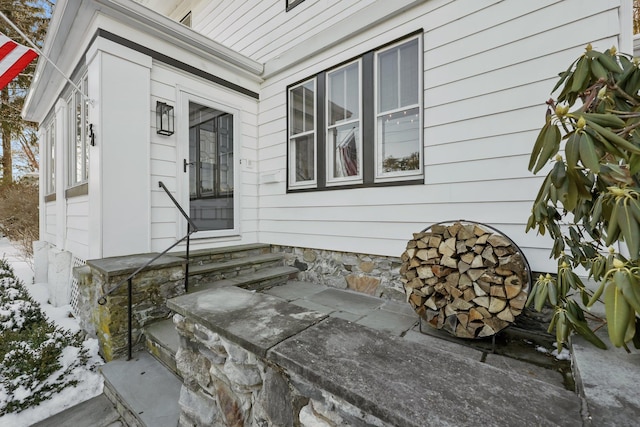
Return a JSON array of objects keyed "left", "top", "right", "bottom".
[
  {"left": 44, "top": 201, "right": 56, "bottom": 244},
  {"left": 253, "top": 0, "right": 625, "bottom": 273},
  {"left": 64, "top": 195, "right": 89, "bottom": 259}
]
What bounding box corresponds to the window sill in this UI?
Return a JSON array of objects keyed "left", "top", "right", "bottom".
[
  {"left": 65, "top": 183, "right": 88, "bottom": 198},
  {"left": 287, "top": 178, "right": 424, "bottom": 193},
  {"left": 44, "top": 193, "right": 56, "bottom": 202}
]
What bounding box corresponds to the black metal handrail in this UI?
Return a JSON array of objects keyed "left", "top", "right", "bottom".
[{"left": 97, "top": 181, "right": 198, "bottom": 360}]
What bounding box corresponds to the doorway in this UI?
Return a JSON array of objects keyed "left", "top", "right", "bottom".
[{"left": 187, "top": 102, "right": 234, "bottom": 231}]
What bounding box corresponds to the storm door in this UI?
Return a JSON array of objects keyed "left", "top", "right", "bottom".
[{"left": 187, "top": 102, "right": 234, "bottom": 231}]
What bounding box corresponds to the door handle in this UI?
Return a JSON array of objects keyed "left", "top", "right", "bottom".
[{"left": 184, "top": 159, "right": 195, "bottom": 173}]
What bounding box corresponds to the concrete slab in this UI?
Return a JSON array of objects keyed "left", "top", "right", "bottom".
[
  {"left": 86, "top": 253, "right": 185, "bottom": 279},
  {"left": 380, "top": 299, "right": 419, "bottom": 317},
  {"left": 356, "top": 308, "right": 418, "bottom": 336},
  {"left": 168, "top": 287, "right": 327, "bottom": 357},
  {"left": 101, "top": 352, "right": 181, "bottom": 427},
  {"left": 306, "top": 288, "right": 384, "bottom": 315},
  {"left": 289, "top": 298, "right": 336, "bottom": 315},
  {"left": 402, "top": 329, "right": 484, "bottom": 360},
  {"left": 145, "top": 318, "right": 180, "bottom": 355},
  {"left": 264, "top": 280, "right": 328, "bottom": 301},
  {"left": 484, "top": 353, "right": 566, "bottom": 389},
  {"left": 571, "top": 332, "right": 640, "bottom": 427},
  {"left": 270, "top": 317, "right": 582, "bottom": 427},
  {"left": 31, "top": 394, "right": 121, "bottom": 427},
  {"left": 330, "top": 311, "right": 365, "bottom": 322}
]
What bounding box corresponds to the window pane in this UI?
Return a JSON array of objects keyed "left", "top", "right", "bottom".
[
  {"left": 199, "top": 123, "right": 215, "bottom": 196},
  {"left": 49, "top": 123, "right": 55, "bottom": 193},
  {"left": 378, "top": 107, "right": 420, "bottom": 173},
  {"left": 218, "top": 114, "right": 233, "bottom": 194},
  {"left": 329, "top": 123, "right": 360, "bottom": 178},
  {"left": 75, "top": 90, "right": 82, "bottom": 183},
  {"left": 378, "top": 48, "right": 398, "bottom": 113},
  {"left": 290, "top": 80, "right": 314, "bottom": 135},
  {"left": 400, "top": 39, "right": 419, "bottom": 107},
  {"left": 83, "top": 77, "right": 90, "bottom": 181},
  {"left": 292, "top": 134, "right": 314, "bottom": 182},
  {"left": 328, "top": 62, "right": 359, "bottom": 125}
]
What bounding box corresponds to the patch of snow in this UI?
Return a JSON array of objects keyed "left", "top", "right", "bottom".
[
  {"left": 535, "top": 345, "right": 550, "bottom": 354},
  {"left": 0, "top": 238, "right": 104, "bottom": 427}
]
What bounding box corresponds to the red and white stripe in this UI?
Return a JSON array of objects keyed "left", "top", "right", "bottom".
[{"left": 0, "top": 33, "right": 38, "bottom": 90}]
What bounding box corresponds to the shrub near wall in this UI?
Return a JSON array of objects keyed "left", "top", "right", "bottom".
[{"left": 0, "top": 258, "right": 96, "bottom": 415}]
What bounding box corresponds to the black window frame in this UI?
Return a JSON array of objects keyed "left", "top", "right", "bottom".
[{"left": 286, "top": 32, "right": 424, "bottom": 193}]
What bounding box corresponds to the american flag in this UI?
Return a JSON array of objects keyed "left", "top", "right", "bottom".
[{"left": 0, "top": 33, "right": 38, "bottom": 91}]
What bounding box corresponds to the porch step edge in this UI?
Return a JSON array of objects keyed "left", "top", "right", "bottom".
[
  {"left": 145, "top": 318, "right": 181, "bottom": 378},
  {"left": 189, "top": 265, "right": 299, "bottom": 293},
  {"left": 101, "top": 352, "right": 182, "bottom": 427},
  {"left": 188, "top": 252, "right": 283, "bottom": 276},
  {"left": 172, "top": 243, "right": 271, "bottom": 259}
]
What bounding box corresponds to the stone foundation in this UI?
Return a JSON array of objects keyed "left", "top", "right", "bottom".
[
  {"left": 74, "top": 253, "right": 186, "bottom": 361},
  {"left": 273, "top": 245, "right": 404, "bottom": 302},
  {"left": 173, "top": 313, "right": 390, "bottom": 427}
]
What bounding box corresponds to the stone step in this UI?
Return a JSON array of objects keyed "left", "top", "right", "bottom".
[
  {"left": 187, "top": 252, "right": 285, "bottom": 287},
  {"left": 189, "top": 265, "right": 299, "bottom": 293},
  {"left": 173, "top": 243, "right": 272, "bottom": 266},
  {"left": 101, "top": 352, "right": 182, "bottom": 427},
  {"left": 145, "top": 318, "right": 181, "bottom": 378}
]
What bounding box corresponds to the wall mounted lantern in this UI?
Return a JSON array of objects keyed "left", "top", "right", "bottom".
[{"left": 156, "top": 101, "right": 174, "bottom": 136}]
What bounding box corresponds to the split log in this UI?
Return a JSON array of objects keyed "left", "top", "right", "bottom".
[{"left": 401, "top": 221, "right": 529, "bottom": 339}]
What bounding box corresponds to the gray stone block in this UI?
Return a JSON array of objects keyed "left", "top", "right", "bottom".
[{"left": 269, "top": 317, "right": 581, "bottom": 427}]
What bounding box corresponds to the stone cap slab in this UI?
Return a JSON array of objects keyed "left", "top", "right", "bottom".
[
  {"left": 167, "top": 287, "right": 327, "bottom": 358},
  {"left": 269, "top": 316, "right": 582, "bottom": 427},
  {"left": 86, "top": 253, "right": 186, "bottom": 278}
]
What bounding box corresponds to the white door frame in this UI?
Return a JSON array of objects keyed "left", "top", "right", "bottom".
[{"left": 176, "top": 89, "right": 241, "bottom": 239}]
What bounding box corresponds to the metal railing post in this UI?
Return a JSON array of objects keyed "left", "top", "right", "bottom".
[
  {"left": 185, "top": 223, "right": 191, "bottom": 293},
  {"left": 128, "top": 278, "right": 132, "bottom": 361}
]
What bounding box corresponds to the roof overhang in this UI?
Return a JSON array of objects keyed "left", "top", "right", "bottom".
[{"left": 23, "top": 0, "right": 263, "bottom": 123}]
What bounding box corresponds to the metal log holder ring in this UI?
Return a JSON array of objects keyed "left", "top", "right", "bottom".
[{"left": 401, "top": 219, "right": 532, "bottom": 348}]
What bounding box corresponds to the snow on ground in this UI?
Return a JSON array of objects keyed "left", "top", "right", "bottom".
[{"left": 0, "top": 238, "right": 104, "bottom": 427}]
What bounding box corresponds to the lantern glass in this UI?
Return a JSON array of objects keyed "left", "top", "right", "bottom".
[{"left": 156, "top": 101, "right": 174, "bottom": 135}]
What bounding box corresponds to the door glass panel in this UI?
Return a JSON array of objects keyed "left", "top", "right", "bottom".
[{"left": 188, "top": 102, "right": 234, "bottom": 231}]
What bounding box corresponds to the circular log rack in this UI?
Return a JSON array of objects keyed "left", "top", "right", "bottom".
[{"left": 400, "top": 220, "right": 532, "bottom": 338}]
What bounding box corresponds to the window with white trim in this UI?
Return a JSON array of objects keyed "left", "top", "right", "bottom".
[
  {"left": 376, "top": 37, "right": 421, "bottom": 180},
  {"left": 288, "top": 79, "right": 316, "bottom": 188},
  {"left": 287, "top": 34, "right": 423, "bottom": 191},
  {"left": 326, "top": 60, "right": 362, "bottom": 185},
  {"left": 68, "top": 76, "right": 89, "bottom": 186},
  {"left": 44, "top": 119, "right": 55, "bottom": 195}
]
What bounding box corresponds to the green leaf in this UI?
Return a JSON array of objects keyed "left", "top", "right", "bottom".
[
  {"left": 564, "top": 132, "right": 581, "bottom": 173},
  {"left": 529, "top": 123, "right": 549, "bottom": 172},
  {"left": 578, "top": 132, "right": 601, "bottom": 173},
  {"left": 535, "top": 281, "right": 549, "bottom": 312},
  {"left": 552, "top": 58, "right": 579, "bottom": 93},
  {"left": 614, "top": 270, "right": 640, "bottom": 314},
  {"left": 577, "top": 113, "right": 625, "bottom": 129},
  {"left": 597, "top": 52, "right": 622, "bottom": 73},
  {"left": 571, "top": 57, "right": 589, "bottom": 92},
  {"left": 605, "top": 201, "right": 620, "bottom": 246},
  {"left": 586, "top": 120, "right": 640, "bottom": 155},
  {"left": 589, "top": 57, "right": 608, "bottom": 79},
  {"left": 564, "top": 309, "right": 607, "bottom": 349},
  {"left": 616, "top": 201, "right": 640, "bottom": 259},
  {"left": 605, "top": 281, "right": 631, "bottom": 347},
  {"left": 587, "top": 280, "right": 606, "bottom": 307},
  {"left": 550, "top": 161, "right": 566, "bottom": 188}
]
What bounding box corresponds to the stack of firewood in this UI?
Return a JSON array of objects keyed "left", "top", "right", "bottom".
[{"left": 400, "top": 222, "right": 529, "bottom": 338}]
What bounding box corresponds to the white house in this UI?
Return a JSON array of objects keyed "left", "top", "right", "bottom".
[{"left": 24, "top": 0, "right": 634, "bottom": 307}]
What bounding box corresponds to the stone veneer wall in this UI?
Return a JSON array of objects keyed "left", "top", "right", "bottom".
[
  {"left": 272, "top": 245, "right": 405, "bottom": 302},
  {"left": 74, "top": 254, "right": 186, "bottom": 361},
  {"left": 174, "top": 313, "right": 391, "bottom": 427}
]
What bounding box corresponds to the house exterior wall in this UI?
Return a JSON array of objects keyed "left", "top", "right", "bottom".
[{"left": 182, "top": 0, "right": 629, "bottom": 273}]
